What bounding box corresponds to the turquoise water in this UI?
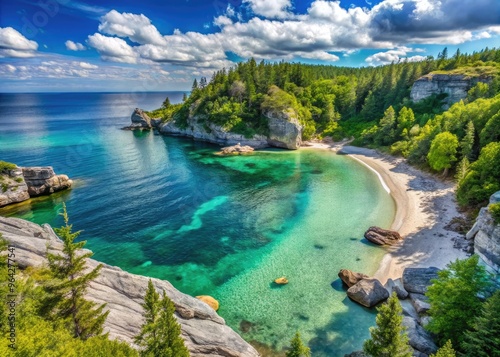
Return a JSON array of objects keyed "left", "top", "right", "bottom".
[{"left": 0, "top": 93, "right": 395, "bottom": 355}]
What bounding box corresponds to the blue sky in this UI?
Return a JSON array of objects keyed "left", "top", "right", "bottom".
[{"left": 0, "top": 0, "right": 499, "bottom": 92}]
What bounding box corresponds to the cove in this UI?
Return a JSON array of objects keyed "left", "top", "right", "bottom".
[{"left": 0, "top": 92, "right": 395, "bottom": 356}]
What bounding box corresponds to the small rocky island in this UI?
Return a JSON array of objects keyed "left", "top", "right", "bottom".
[{"left": 0, "top": 162, "right": 72, "bottom": 207}]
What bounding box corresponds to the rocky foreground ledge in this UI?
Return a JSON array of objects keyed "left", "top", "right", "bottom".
[
  {"left": 0, "top": 166, "right": 72, "bottom": 207},
  {"left": 0, "top": 216, "right": 259, "bottom": 357}
]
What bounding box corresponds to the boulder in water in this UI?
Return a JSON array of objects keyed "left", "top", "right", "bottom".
[
  {"left": 338, "top": 269, "right": 369, "bottom": 288},
  {"left": 364, "top": 226, "right": 403, "bottom": 245},
  {"left": 347, "top": 278, "right": 389, "bottom": 307},
  {"left": 274, "top": 277, "right": 289, "bottom": 285}
]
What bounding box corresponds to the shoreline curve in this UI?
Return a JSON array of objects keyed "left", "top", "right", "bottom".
[{"left": 302, "top": 142, "right": 467, "bottom": 283}]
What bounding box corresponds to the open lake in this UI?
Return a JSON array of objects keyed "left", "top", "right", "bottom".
[{"left": 0, "top": 92, "right": 395, "bottom": 356}]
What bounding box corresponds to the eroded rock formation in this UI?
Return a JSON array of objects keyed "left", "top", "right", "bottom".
[
  {"left": 410, "top": 74, "right": 492, "bottom": 108},
  {"left": 0, "top": 166, "right": 72, "bottom": 207},
  {"left": 466, "top": 191, "right": 500, "bottom": 272},
  {"left": 0, "top": 216, "right": 259, "bottom": 357},
  {"left": 364, "top": 226, "right": 403, "bottom": 245},
  {"left": 338, "top": 269, "right": 369, "bottom": 288}
]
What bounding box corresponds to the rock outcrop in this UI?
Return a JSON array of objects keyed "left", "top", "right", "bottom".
[
  {"left": 0, "top": 166, "right": 72, "bottom": 207},
  {"left": 466, "top": 191, "right": 500, "bottom": 272},
  {"left": 402, "top": 267, "right": 440, "bottom": 294},
  {"left": 410, "top": 74, "right": 492, "bottom": 108},
  {"left": 150, "top": 107, "right": 302, "bottom": 150},
  {"left": 403, "top": 316, "right": 438, "bottom": 356},
  {"left": 0, "top": 166, "right": 29, "bottom": 207},
  {"left": 264, "top": 110, "right": 303, "bottom": 150},
  {"left": 338, "top": 269, "right": 369, "bottom": 288},
  {"left": 364, "top": 226, "right": 403, "bottom": 245},
  {"left": 160, "top": 115, "right": 269, "bottom": 148},
  {"left": 218, "top": 144, "right": 255, "bottom": 155},
  {"left": 384, "top": 278, "right": 409, "bottom": 300},
  {"left": 346, "top": 278, "right": 390, "bottom": 307},
  {"left": 22, "top": 167, "right": 72, "bottom": 197},
  {"left": 0, "top": 216, "right": 259, "bottom": 357}
]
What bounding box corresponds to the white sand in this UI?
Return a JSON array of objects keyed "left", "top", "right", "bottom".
[{"left": 302, "top": 142, "right": 467, "bottom": 283}]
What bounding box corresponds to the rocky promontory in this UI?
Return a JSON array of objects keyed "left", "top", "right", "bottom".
[
  {"left": 0, "top": 216, "right": 259, "bottom": 357},
  {"left": 128, "top": 105, "right": 303, "bottom": 150},
  {"left": 410, "top": 73, "right": 492, "bottom": 107},
  {"left": 0, "top": 164, "right": 72, "bottom": 207}
]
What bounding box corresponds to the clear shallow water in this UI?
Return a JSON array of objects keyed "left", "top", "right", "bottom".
[{"left": 0, "top": 92, "right": 395, "bottom": 356}]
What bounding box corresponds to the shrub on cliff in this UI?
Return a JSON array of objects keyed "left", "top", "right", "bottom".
[
  {"left": 135, "top": 279, "right": 190, "bottom": 357},
  {"left": 0, "top": 160, "right": 16, "bottom": 172},
  {"left": 363, "top": 293, "right": 412, "bottom": 357},
  {"left": 489, "top": 203, "right": 500, "bottom": 225},
  {"left": 426, "top": 255, "right": 493, "bottom": 350},
  {"left": 430, "top": 340, "right": 456, "bottom": 357}
]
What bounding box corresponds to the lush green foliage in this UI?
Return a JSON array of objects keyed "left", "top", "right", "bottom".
[
  {"left": 490, "top": 203, "right": 500, "bottom": 224},
  {"left": 426, "top": 255, "right": 493, "bottom": 349},
  {"left": 462, "top": 290, "right": 500, "bottom": 357},
  {"left": 285, "top": 332, "right": 311, "bottom": 357},
  {"left": 135, "top": 280, "right": 190, "bottom": 357},
  {"left": 430, "top": 340, "right": 456, "bottom": 357},
  {"left": 457, "top": 142, "right": 500, "bottom": 206},
  {"left": 43, "top": 203, "right": 109, "bottom": 340},
  {"left": 0, "top": 160, "right": 16, "bottom": 172},
  {"left": 427, "top": 132, "right": 459, "bottom": 175},
  {"left": 363, "top": 293, "right": 412, "bottom": 357}
]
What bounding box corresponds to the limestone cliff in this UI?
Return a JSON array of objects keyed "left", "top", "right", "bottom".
[
  {"left": 466, "top": 191, "right": 500, "bottom": 272},
  {"left": 410, "top": 74, "right": 492, "bottom": 107},
  {"left": 160, "top": 115, "right": 269, "bottom": 148},
  {"left": 0, "top": 216, "right": 259, "bottom": 357},
  {"left": 123, "top": 108, "right": 162, "bottom": 130},
  {"left": 152, "top": 108, "right": 302, "bottom": 150},
  {"left": 0, "top": 166, "right": 72, "bottom": 207}
]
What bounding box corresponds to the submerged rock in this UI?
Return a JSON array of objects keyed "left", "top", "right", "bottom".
[
  {"left": 218, "top": 143, "right": 255, "bottom": 155},
  {"left": 364, "top": 226, "right": 403, "bottom": 245},
  {"left": 0, "top": 216, "right": 258, "bottom": 357},
  {"left": 338, "top": 269, "right": 369, "bottom": 288},
  {"left": 274, "top": 277, "right": 289, "bottom": 285},
  {"left": 347, "top": 278, "right": 389, "bottom": 308},
  {"left": 196, "top": 295, "right": 220, "bottom": 311}
]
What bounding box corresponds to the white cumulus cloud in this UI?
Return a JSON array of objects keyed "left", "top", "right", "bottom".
[
  {"left": 87, "top": 33, "right": 138, "bottom": 63},
  {"left": 65, "top": 40, "right": 87, "bottom": 51},
  {"left": 0, "top": 27, "right": 38, "bottom": 58},
  {"left": 243, "top": 0, "right": 293, "bottom": 19}
]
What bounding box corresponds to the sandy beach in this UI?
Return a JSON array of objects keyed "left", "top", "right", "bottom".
[{"left": 303, "top": 142, "right": 468, "bottom": 283}]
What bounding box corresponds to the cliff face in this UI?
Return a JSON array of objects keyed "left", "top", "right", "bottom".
[
  {"left": 160, "top": 115, "right": 269, "bottom": 148},
  {"left": 410, "top": 74, "right": 492, "bottom": 107},
  {"left": 0, "top": 166, "right": 72, "bottom": 207},
  {"left": 466, "top": 191, "right": 500, "bottom": 272},
  {"left": 156, "top": 108, "right": 303, "bottom": 150},
  {"left": 0, "top": 216, "right": 259, "bottom": 357}
]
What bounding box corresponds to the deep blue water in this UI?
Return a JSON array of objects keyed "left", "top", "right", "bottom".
[{"left": 0, "top": 92, "right": 395, "bottom": 355}]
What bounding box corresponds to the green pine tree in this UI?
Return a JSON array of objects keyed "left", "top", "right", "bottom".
[
  {"left": 44, "top": 203, "right": 109, "bottom": 340},
  {"left": 135, "top": 280, "right": 190, "bottom": 357},
  {"left": 162, "top": 97, "right": 171, "bottom": 109},
  {"left": 426, "top": 255, "right": 492, "bottom": 349},
  {"left": 460, "top": 121, "right": 475, "bottom": 161},
  {"left": 462, "top": 290, "right": 500, "bottom": 357},
  {"left": 286, "top": 332, "right": 311, "bottom": 357},
  {"left": 431, "top": 340, "right": 456, "bottom": 357},
  {"left": 363, "top": 293, "right": 412, "bottom": 357}
]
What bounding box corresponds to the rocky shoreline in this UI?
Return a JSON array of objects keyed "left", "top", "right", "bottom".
[
  {"left": 124, "top": 107, "right": 303, "bottom": 150},
  {"left": 0, "top": 216, "right": 259, "bottom": 357},
  {"left": 0, "top": 165, "right": 72, "bottom": 208}
]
